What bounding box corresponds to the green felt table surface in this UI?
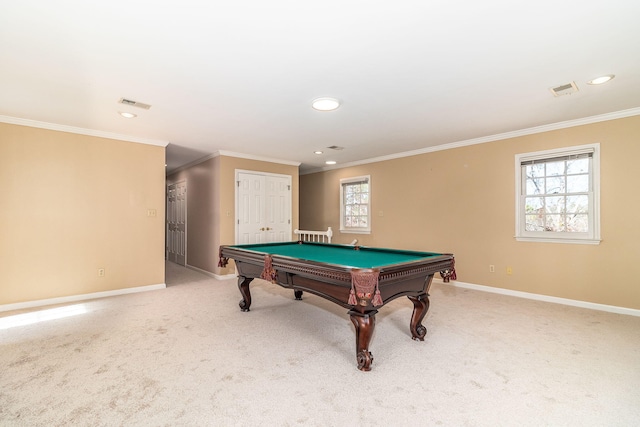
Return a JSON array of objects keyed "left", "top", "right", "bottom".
[{"left": 229, "top": 241, "right": 441, "bottom": 269}]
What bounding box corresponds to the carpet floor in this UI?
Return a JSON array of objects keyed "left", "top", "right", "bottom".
[{"left": 1, "top": 262, "right": 639, "bottom": 426}]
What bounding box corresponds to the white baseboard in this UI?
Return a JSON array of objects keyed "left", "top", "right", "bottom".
[
  {"left": 8, "top": 277, "right": 635, "bottom": 317},
  {"left": 0, "top": 283, "right": 166, "bottom": 313},
  {"left": 435, "top": 278, "right": 640, "bottom": 317},
  {"left": 216, "top": 273, "right": 238, "bottom": 280},
  {"left": 185, "top": 264, "right": 237, "bottom": 281}
]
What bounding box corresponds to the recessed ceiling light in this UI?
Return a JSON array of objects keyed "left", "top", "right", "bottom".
[
  {"left": 119, "top": 111, "right": 137, "bottom": 118},
  {"left": 314, "top": 151, "right": 323, "bottom": 155},
  {"left": 325, "top": 160, "right": 337, "bottom": 165},
  {"left": 587, "top": 74, "right": 615, "bottom": 85},
  {"left": 312, "top": 98, "right": 340, "bottom": 111}
]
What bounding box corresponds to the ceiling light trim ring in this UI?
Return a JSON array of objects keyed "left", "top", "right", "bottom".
[
  {"left": 587, "top": 74, "right": 615, "bottom": 85},
  {"left": 312, "top": 97, "right": 341, "bottom": 111}
]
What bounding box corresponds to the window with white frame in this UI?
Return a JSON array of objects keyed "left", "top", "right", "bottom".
[
  {"left": 515, "top": 143, "right": 600, "bottom": 244},
  {"left": 340, "top": 175, "right": 371, "bottom": 234}
]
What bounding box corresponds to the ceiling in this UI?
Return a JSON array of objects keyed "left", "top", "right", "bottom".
[{"left": 2, "top": 1, "right": 639, "bottom": 174}]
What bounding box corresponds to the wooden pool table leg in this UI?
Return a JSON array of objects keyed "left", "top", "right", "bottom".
[
  {"left": 238, "top": 276, "right": 253, "bottom": 312},
  {"left": 349, "top": 310, "right": 377, "bottom": 371},
  {"left": 407, "top": 293, "right": 430, "bottom": 341}
]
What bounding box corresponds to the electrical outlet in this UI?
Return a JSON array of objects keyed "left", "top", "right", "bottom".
[
  {"left": 98, "top": 268, "right": 105, "bottom": 277},
  {"left": 489, "top": 265, "right": 495, "bottom": 273}
]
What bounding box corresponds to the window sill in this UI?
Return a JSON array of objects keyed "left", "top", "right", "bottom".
[
  {"left": 515, "top": 236, "right": 601, "bottom": 245},
  {"left": 340, "top": 229, "right": 371, "bottom": 235}
]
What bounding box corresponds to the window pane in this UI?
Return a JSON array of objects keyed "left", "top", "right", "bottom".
[
  {"left": 360, "top": 217, "right": 368, "bottom": 227},
  {"left": 566, "top": 195, "right": 589, "bottom": 213},
  {"left": 567, "top": 158, "right": 589, "bottom": 174},
  {"left": 545, "top": 214, "right": 563, "bottom": 232},
  {"left": 546, "top": 161, "right": 565, "bottom": 176},
  {"left": 525, "top": 215, "right": 544, "bottom": 231},
  {"left": 359, "top": 206, "right": 368, "bottom": 215},
  {"left": 545, "top": 196, "right": 565, "bottom": 214},
  {"left": 567, "top": 214, "right": 588, "bottom": 232},
  {"left": 545, "top": 176, "right": 565, "bottom": 194},
  {"left": 525, "top": 178, "right": 544, "bottom": 195},
  {"left": 526, "top": 164, "right": 545, "bottom": 178},
  {"left": 567, "top": 174, "right": 589, "bottom": 193},
  {"left": 525, "top": 197, "right": 544, "bottom": 213}
]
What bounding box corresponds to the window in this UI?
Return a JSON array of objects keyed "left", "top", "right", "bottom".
[
  {"left": 515, "top": 143, "right": 600, "bottom": 244},
  {"left": 340, "top": 175, "right": 371, "bottom": 234}
]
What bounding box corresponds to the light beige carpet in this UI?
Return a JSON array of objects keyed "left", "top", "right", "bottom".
[{"left": 1, "top": 262, "right": 639, "bottom": 426}]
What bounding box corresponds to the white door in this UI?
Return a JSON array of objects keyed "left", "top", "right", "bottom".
[
  {"left": 237, "top": 171, "right": 291, "bottom": 244},
  {"left": 264, "top": 175, "right": 291, "bottom": 242},
  {"left": 167, "top": 180, "right": 187, "bottom": 265}
]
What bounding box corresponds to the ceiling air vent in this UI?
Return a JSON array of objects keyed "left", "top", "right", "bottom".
[
  {"left": 118, "top": 98, "right": 152, "bottom": 110},
  {"left": 549, "top": 82, "right": 579, "bottom": 97}
]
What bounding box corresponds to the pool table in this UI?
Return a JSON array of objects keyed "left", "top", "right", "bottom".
[{"left": 218, "top": 241, "right": 455, "bottom": 371}]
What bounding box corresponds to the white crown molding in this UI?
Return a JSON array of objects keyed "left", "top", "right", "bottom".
[
  {"left": 0, "top": 115, "right": 169, "bottom": 147},
  {"left": 301, "top": 107, "right": 640, "bottom": 175}
]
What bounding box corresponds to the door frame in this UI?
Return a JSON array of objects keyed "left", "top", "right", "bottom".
[
  {"left": 235, "top": 169, "right": 292, "bottom": 244},
  {"left": 166, "top": 179, "right": 187, "bottom": 265}
]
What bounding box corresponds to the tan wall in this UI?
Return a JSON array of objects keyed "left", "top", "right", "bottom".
[
  {"left": 1, "top": 123, "right": 166, "bottom": 305},
  {"left": 300, "top": 115, "right": 640, "bottom": 309},
  {"left": 168, "top": 155, "right": 299, "bottom": 276}
]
